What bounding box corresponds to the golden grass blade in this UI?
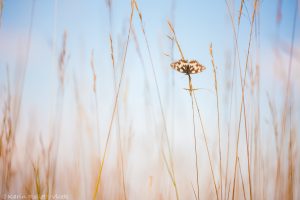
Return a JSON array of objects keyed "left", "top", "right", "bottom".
[
  {"left": 238, "top": 0, "right": 245, "bottom": 27},
  {"left": 238, "top": 157, "right": 246, "bottom": 200},
  {"left": 109, "top": 33, "right": 127, "bottom": 200},
  {"left": 167, "top": 20, "right": 185, "bottom": 60},
  {"left": 93, "top": 1, "right": 134, "bottom": 199},
  {"left": 133, "top": 1, "right": 179, "bottom": 199},
  {"left": 189, "top": 75, "right": 200, "bottom": 200},
  {"left": 210, "top": 43, "right": 223, "bottom": 200},
  {"left": 192, "top": 92, "right": 219, "bottom": 200}
]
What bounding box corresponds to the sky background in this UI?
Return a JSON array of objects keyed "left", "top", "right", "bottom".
[
  {"left": 1, "top": 0, "right": 299, "bottom": 126},
  {"left": 0, "top": 0, "right": 299, "bottom": 153},
  {"left": 0, "top": 0, "right": 300, "bottom": 198}
]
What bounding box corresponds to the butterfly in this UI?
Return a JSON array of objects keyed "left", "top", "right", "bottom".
[{"left": 170, "top": 59, "right": 206, "bottom": 74}]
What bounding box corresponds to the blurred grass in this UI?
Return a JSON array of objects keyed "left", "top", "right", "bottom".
[{"left": 0, "top": 0, "right": 299, "bottom": 199}]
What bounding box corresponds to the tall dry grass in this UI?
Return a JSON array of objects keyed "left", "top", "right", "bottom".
[{"left": 0, "top": 0, "right": 299, "bottom": 200}]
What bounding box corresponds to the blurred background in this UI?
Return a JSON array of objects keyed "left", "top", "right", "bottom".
[{"left": 0, "top": 0, "right": 299, "bottom": 199}]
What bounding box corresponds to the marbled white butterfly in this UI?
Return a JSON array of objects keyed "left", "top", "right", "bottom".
[{"left": 170, "top": 59, "right": 206, "bottom": 74}]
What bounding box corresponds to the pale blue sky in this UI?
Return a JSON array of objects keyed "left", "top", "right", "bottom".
[
  {"left": 1, "top": 2, "right": 300, "bottom": 199},
  {"left": 0, "top": 0, "right": 299, "bottom": 138}
]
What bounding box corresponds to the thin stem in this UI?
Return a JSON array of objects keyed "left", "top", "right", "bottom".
[
  {"left": 188, "top": 75, "right": 200, "bottom": 200},
  {"left": 193, "top": 91, "right": 219, "bottom": 200},
  {"left": 167, "top": 20, "right": 185, "bottom": 60},
  {"left": 93, "top": 2, "right": 134, "bottom": 199},
  {"left": 134, "top": 1, "right": 179, "bottom": 198},
  {"left": 282, "top": 0, "right": 298, "bottom": 134},
  {"left": 210, "top": 43, "right": 222, "bottom": 200},
  {"left": 110, "top": 35, "right": 127, "bottom": 200},
  {"left": 238, "top": 157, "right": 246, "bottom": 200}
]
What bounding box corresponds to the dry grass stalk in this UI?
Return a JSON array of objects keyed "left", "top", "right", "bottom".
[
  {"left": 238, "top": 157, "right": 246, "bottom": 200},
  {"left": 0, "top": 0, "right": 3, "bottom": 27},
  {"left": 240, "top": 2, "right": 259, "bottom": 200},
  {"left": 167, "top": 19, "right": 219, "bottom": 200},
  {"left": 109, "top": 33, "right": 127, "bottom": 200},
  {"left": 0, "top": 1, "right": 299, "bottom": 199},
  {"left": 190, "top": 78, "right": 200, "bottom": 200},
  {"left": 223, "top": 1, "right": 244, "bottom": 197},
  {"left": 167, "top": 21, "right": 185, "bottom": 60},
  {"left": 276, "top": 0, "right": 283, "bottom": 24},
  {"left": 222, "top": 3, "right": 245, "bottom": 196},
  {"left": 90, "top": 49, "right": 101, "bottom": 159},
  {"left": 9, "top": 0, "right": 36, "bottom": 141},
  {"left": 192, "top": 92, "right": 219, "bottom": 200},
  {"left": 210, "top": 43, "right": 223, "bottom": 200},
  {"left": 224, "top": 0, "right": 256, "bottom": 199},
  {"left": 0, "top": 68, "right": 15, "bottom": 194},
  {"left": 32, "top": 162, "right": 42, "bottom": 200},
  {"left": 238, "top": 0, "right": 245, "bottom": 27},
  {"left": 109, "top": 35, "right": 115, "bottom": 71},
  {"left": 90, "top": 50, "right": 97, "bottom": 93},
  {"left": 50, "top": 31, "right": 69, "bottom": 197},
  {"left": 287, "top": 124, "right": 295, "bottom": 200},
  {"left": 58, "top": 31, "right": 67, "bottom": 91},
  {"left": 133, "top": 1, "right": 179, "bottom": 199},
  {"left": 106, "top": 0, "right": 113, "bottom": 31},
  {"left": 283, "top": 3, "right": 298, "bottom": 199},
  {"left": 93, "top": 1, "right": 134, "bottom": 199},
  {"left": 282, "top": 0, "right": 298, "bottom": 136}
]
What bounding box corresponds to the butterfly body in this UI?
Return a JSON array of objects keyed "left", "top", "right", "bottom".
[{"left": 170, "top": 59, "right": 206, "bottom": 75}]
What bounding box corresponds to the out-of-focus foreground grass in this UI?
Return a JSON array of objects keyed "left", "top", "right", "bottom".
[{"left": 0, "top": 0, "right": 300, "bottom": 199}]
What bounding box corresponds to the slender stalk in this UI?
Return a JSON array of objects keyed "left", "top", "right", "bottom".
[
  {"left": 191, "top": 183, "right": 198, "bottom": 200},
  {"left": 106, "top": 0, "right": 127, "bottom": 197},
  {"left": 223, "top": 1, "right": 246, "bottom": 197},
  {"left": 93, "top": 2, "right": 134, "bottom": 199},
  {"left": 33, "top": 163, "right": 42, "bottom": 200},
  {"left": 192, "top": 91, "right": 219, "bottom": 200},
  {"left": 282, "top": 0, "right": 298, "bottom": 135},
  {"left": 238, "top": 157, "right": 246, "bottom": 200},
  {"left": 224, "top": 1, "right": 256, "bottom": 199},
  {"left": 161, "top": 150, "right": 179, "bottom": 200},
  {"left": 167, "top": 21, "right": 185, "bottom": 60},
  {"left": 241, "top": 2, "right": 259, "bottom": 200},
  {"left": 188, "top": 75, "right": 200, "bottom": 200},
  {"left": 210, "top": 43, "right": 222, "bottom": 200},
  {"left": 51, "top": 31, "right": 68, "bottom": 195},
  {"left": 134, "top": 1, "right": 179, "bottom": 198},
  {"left": 109, "top": 35, "right": 127, "bottom": 200},
  {"left": 90, "top": 50, "right": 100, "bottom": 154}
]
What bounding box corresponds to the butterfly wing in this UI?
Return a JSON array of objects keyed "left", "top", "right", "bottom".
[
  {"left": 170, "top": 59, "right": 188, "bottom": 73},
  {"left": 171, "top": 59, "right": 206, "bottom": 74},
  {"left": 189, "top": 60, "right": 206, "bottom": 74}
]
